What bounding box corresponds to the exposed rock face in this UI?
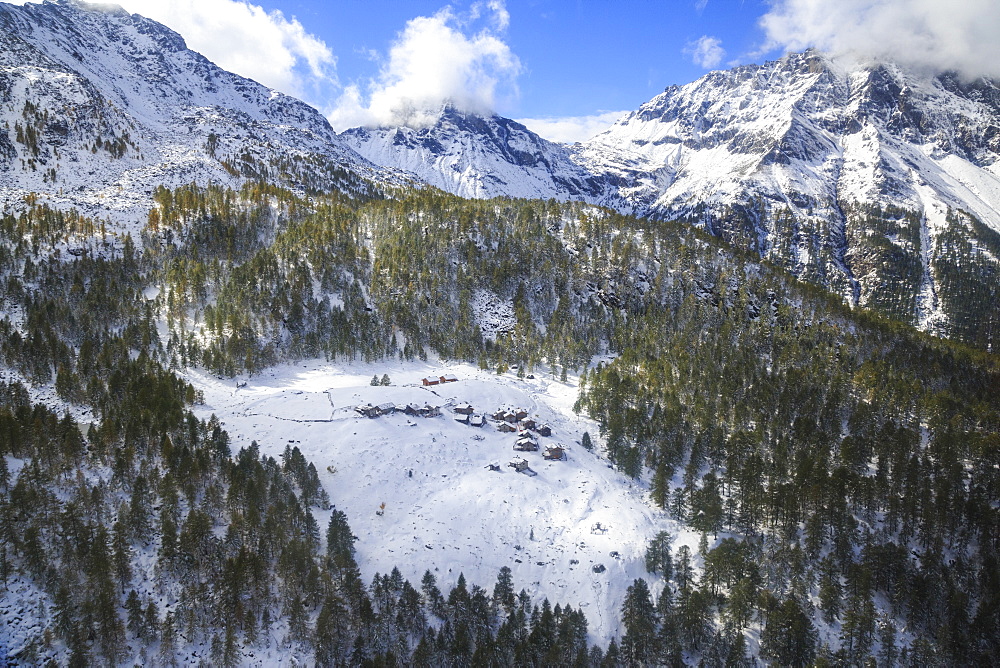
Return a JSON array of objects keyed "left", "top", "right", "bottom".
[{"left": 341, "top": 106, "right": 607, "bottom": 202}]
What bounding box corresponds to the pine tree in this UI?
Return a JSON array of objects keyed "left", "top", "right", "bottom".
[
  {"left": 760, "top": 597, "right": 817, "bottom": 667},
  {"left": 493, "top": 565, "right": 516, "bottom": 612},
  {"left": 621, "top": 578, "right": 657, "bottom": 665},
  {"left": 326, "top": 508, "right": 357, "bottom": 571},
  {"left": 644, "top": 531, "right": 673, "bottom": 577}
]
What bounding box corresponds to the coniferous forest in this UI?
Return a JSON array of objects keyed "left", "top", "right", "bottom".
[{"left": 1, "top": 177, "right": 999, "bottom": 665}]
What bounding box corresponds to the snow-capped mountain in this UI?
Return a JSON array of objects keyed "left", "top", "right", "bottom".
[
  {"left": 341, "top": 106, "right": 607, "bottom": 201},
  {"left": 574, "top": 50, "right": 1000, "bottom": 341},
  {"left": 0, "top": 0, "right": 369, "bottom": 224},
  {"left": 343, "top": 51, "right": 1000, "bottom": 345},
  {"left": 3, "top": 0, "right": 999, "bottom": 344}
]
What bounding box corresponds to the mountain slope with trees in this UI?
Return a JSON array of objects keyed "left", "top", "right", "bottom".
[{"left": 2, "top": 178, "right": 997, "bottom": 664}]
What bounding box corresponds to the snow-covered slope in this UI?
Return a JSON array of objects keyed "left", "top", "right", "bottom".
[
  {"left": 341, "top": 106, "right": 607, "bottom": 201},
  {"left": 574, "top": 50, "right": 1000, "bottom": 336},
  {"left": 0, "top": 0, "right": 370, "bottom": 226},
  {"left": 188, "top": 359, "right": 690, "bottom": 645},
  {"left": 335, "top": 52, "right": 1000, "bottom": 341}
]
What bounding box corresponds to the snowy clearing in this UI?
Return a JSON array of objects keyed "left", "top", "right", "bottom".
[{"left": 187, "top": 359, "right": 680, "bottom": 644}]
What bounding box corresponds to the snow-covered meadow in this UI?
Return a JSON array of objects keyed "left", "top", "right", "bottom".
[{"left": 187, "top": 359, "right": 688, "bottom": 643}]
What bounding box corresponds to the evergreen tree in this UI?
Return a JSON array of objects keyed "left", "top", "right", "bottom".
[
  {"left": 760, "top": 597, "right": 817, "bottom": 668},
  {"left": 621, "top": 578, "right": 657, "bottom": 666}
]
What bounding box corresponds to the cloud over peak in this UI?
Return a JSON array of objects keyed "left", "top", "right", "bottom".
[
  {"left": 686, "top": 36, "right": 726, "bottom": 69},
  {"left": 760, "top": 0, "right": 1000, "bottom": 81},
  {"left": 328, "top": 2, "right": 520, "bottom": 130}
]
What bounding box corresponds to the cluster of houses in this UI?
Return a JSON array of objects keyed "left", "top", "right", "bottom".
[
  {"left": 452, "top": 403, "right": 487, "bottom": 428},
  {"left": 492, "top": 407, "right": 565, "bottom": 462},
  {"left": 355, "top": 402, "right": 441, "bottom": 419}
]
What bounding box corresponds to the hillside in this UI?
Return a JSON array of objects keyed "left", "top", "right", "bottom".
[
  {"left": 0, "top": 0, "right": 375, "bottom": 227},
  {"left": 575, "top": 50, "right": 1000, "bottom": 348},
  {"left": 2, "top": 183, "right": 998, "bottom": 665},
  {"left": 341, "top": 106, "right": 607, "bottom": 202},
  {"left": 0, "top": 2, "right": 999, "bottom": 666},
  {"left": 343, "top": 51, "right": 1000, "bottom": 350}
]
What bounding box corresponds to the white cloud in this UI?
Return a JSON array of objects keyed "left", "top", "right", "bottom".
[
  {"left": 327, "top": 2, "right": 521, "bottom": 130},
  {"left": 7, "top": 0, "right": 337, "bottom": 101},
  {"left": 760, "top": 0, "right": 1000, "bottom": 80},
  {"left": 120, "top": 0, "right": 336, "bottom": 100},
  {"left": 516, "top": 111, "right": 629, "bottom": 144},
  {"left": 686, "top": 35, "right": 726, "bottom": 69}
]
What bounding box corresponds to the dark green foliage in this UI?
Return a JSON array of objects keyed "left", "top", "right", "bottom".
[
  {"left": 621, "top": 578, "right": 657, "bottom": 665},
  {"left": 3, "top": 177, "right": 1000, "bottom": 665},
  {"left": 759, "top": 597, "right": 817, "bottom": 667},
  {"left": 644, "top": 531, "right": 673, "bottom": 577}
]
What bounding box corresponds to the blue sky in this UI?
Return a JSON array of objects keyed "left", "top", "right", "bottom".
[
  {"left": 295, "top": 0, "right": 773, "bottom": 122},
  {"left": 31, "top": 0, "right": 1000, "bottom": 142},
  {"left": 88, "top": 0, "right": 784, "bottom": 140}
]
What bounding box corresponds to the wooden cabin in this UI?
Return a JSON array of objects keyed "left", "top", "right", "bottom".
[
  {"left": 421, "top": 376, "right": 440, "bottom": 386},
  {"left": 470, "top": 415, "right": 486, "bottom": 428},
  {"left": 514, "top": 435, "right": 539, "bottom": 452},
  {"left": 543, "top": 446, "right": 566, "bottom": 461},
  {"left": 441, "top": 374, "right": 459, "bottom": 383},
  {"left": 508, "top": 459, "right": 530, "bottom": 472},
  {"left": 453, "top": 403, "right": 474, "bottom": 415},
  {"left": 536, "top": 424, "right": 552, "bottom": 437},
  {"left": 355, "top": 404, "right": 379, "bottom": 418},
  {"left": 377, "top": 402, "right": 395, "bottom": 416},
  {"left": 514, "top": 409, "right": 529, "bottom": 421},
  {"left": 497, "top": 422, "right": 517, "bottom": 433},
  {"left": 518, "top": 418, "right": 536, "bottom": 431}
]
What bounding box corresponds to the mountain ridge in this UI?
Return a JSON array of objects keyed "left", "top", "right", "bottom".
[
  {"left": 341, "top": 105, "right": 609, "bottom": 202},
  {"left": 0, "top": 0, "right": 376, "bottom": 226}
]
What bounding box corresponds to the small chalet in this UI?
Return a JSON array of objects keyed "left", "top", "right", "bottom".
[
  {"left": 419, "top": 404, "right": 441, "bottom": 418},
  {"left": 355, "top": 404, "right": 379, "bottom": 418},
  {"left": 454, "top": 413, "right": 470, "bottom": 425},
  {"left": 514, "top": 408, "right": 529, "bottom": 421},
  {"left": 536, "top": 424, "right": 552, "bottom": 437},
  {"left": 441, "top": 374, "right": 459, "bottom": 383},
  {"left": 453, "top": 403, "right": 474, "bottom": 415},
  {"left": 514, "top": 435, "right": 539, "bottom": 452},
  {"left": 492, "top": 409, "right": 508, "bottom": 421},
  {"left": 508, "top": 459, "right": 530, "bottom": 472},
  {"left": 543, "top": 446, "right": 566, "bottom": 461},
  {"left": 470, "top": 415, "right": 486, "bottom": 428},
  {"left": 377, "top": 402, "right": 395, "bottom": 416},
  {"left": 518, "top": 417, "right": 537, "bottom": 431},
  {"left": 497, "top": 422, "right": 517, "bottom": 433},
  {"left": 421, "top": 376, "right": 440, "bottom": 386}
]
